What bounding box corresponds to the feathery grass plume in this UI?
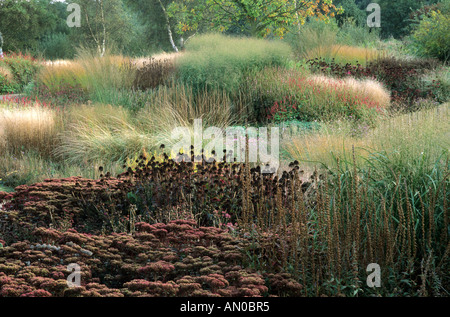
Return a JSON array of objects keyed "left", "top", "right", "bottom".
[
  {"left": 0, "top": 104, "right": 62, "bottom": 157},
  {"left": 307, "top": 75, "right": 391, "bottom": 110},
  {"left": 135, "top": 81, "right": 235, "bottom": 152},
  {"left": 55, "top": 103, "right": 153, "bottom": 164}
]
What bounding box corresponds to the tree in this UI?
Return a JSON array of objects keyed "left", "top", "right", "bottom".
[
  {"left": 125, "top": 0, "right": 176, "bottom": 52},
  {"left": 0, "top": 0, "right": 58, "bottom": 52},
  {"left": 158, "top": 0, "right": 180, "bottom": 52},
  {"left": 0, "top": 31, "right": 3, "bottom": 58},
  {"left": 147, "top": 0, "right": 213, "bottom": 52},
  {"left": 203, "top": 0, "right": 342, "bottom": 38},
  {"left": 333, "top": 0, "right": 366, "bottom": 26},
  {"left": 410, "top": 4, "right": 450, "bottom": 62},
  {"left": 376, "top": 0, "right": 439, "bottom": 39},
  {"left": 156, "top": 0, "right": 341, "bottom": 51},
  {"left": 166, "top": 0, "right": 211, "bottom": 49},
  {"left": 75, "top": 0, "right": 139, "bottom": 56}
]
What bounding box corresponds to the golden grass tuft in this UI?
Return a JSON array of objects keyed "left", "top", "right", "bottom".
[
  {"left": 74, "top": 50, "right": 136, "bottom": 92},
  {"left": 306, "top": 45, "right": 383, "bottom": 66},
  {"left": 136, "top": 82, "right": 235, "bottom": 153},
  {"left": 38, "top": 62, "right": 87, "bottom": 93},
  {"left": 0, "top": 105, "right": 62, "bottom": 157}
]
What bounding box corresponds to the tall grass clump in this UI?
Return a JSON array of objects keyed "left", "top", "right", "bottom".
[
  {"left": 0, "top": 104, "right": 63, "bottom": 157},
  {"left": 136, "top": 81, "right": 235, "bottom": 152},
  {"left": 337, "top": 20, "right": 380, "bottom": 48},
  {"left": 37, "top": 62, "right": 87, "bottom": 94},
  {"left": 74, "top": 47, "right": 137, "bottom": 105},
  {"left": 285, "top": 18, "right": 338, "bottom": 61},
  {"left": 177, "top": 33, "right": 292, "bottom": 95},
  {"left": 55, "top": 104, "right": 152, "bottom": 164},
  {"left": 35, "top": 62, "right": 89, "bottom": 104},
  {"left": 0, "top": 150, "right": 123, "bottom": 188},
  {"left": 285, "top": 18, "right": 381, "bottom": 65},
  {"left": 282, "top": 103, "right": 449, "bottom": 182}
]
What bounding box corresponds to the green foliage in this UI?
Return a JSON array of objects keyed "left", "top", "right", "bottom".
[
  {"left": 0, "top": 53, "right": 41, "bottom": 93},
  {"left": 73, "top": 0, "right": 139, "bottom": 55},
  {"left": 0, "top": 65, "right": 19, "bottom": 94},
  {"left": 251, "top": 67, "right": 387, "bottom": 124},
  {"left": 0, "top": 0, "right": 58, "bottom": 52},
  {"left": 336, "top": 19, "right": 380, "bottom": 47},
  {"left": 409, "top": 9, "right": 450, "bottom": 62},
  {"left": 177, "top": 34, "right": 292, "bottom": 94},
  {"left": 377, "top": 0, "right": 437, "bottom": 39},
  {"left": 333, "top": 0, "right": 367, "bottom": 26},
  {"left": 39, "top": 33, "right": 76, "bottom": 60},
  {"left": 284, "top": 18, "right": 339, "bottom": 60},
  {"left": 125, "top": 0, "right": 179, "bottom": 53},
  {"left": 202, "top": 0, "right": 341, "bottom": 38}
]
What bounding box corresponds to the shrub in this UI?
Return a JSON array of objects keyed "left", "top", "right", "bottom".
[
  {"left": 0, "top": 53, "right": 40, "bottom": 93},
  {"left": 422, "top": 66, "right": 450, "bottom": 103},
  {"left": 247, "top": 67, "right": 389, "bottom": 124},
  {"left": 0, "top": 65, "right": 18, "bottom": 93},
  {"left": 410, "top": 9, "right": 450, "bottom": 62},
  {"left": 177, "top": 34, "right": 292, "bottom": 95},
  {"left": 39, "top": 33, "right": 76, "bottom": 60},
  {"left": 367, "top": 57, "right": 441, "bottom": 108}
]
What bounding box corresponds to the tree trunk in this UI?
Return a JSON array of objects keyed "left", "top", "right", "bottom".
[
  {"left": 158, "top": 0, "right": 179, "bottom": 52},
  {"left": 99, "top": 0, "right": 106, "bottom": 57}
]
